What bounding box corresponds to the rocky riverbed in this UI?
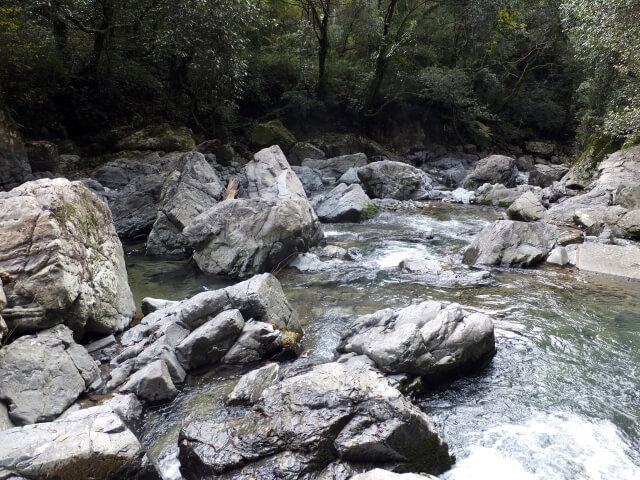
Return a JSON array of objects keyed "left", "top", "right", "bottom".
[{"left": 1, "top": 126, "right": 639, "bottom": 479}]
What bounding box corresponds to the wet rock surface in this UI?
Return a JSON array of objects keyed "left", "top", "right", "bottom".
[{"left": 312, "top": 183, "right": 377, "bottom": 223}]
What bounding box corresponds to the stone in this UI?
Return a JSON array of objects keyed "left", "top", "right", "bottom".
[
  {"left": 246, "top": 145, "right": 308, "bottom": 202},
  {"left": 57, "top": 154, "right": 82, "bottom": 173},
  {"left": 302, "top": 153, "right": 368, "bottom": 180},
  {"left": 110, "top": 172, "right": 166, "bottom": 239},
  {"left": 0, "top": 405, "right": 157, "bottom": 479},
  {"left": 529, "top": 164, "right": 569, "bottom": 188},
  {"left": 26, "top": 140, "right": 59, "bottom": 173},
  {"left": 463, "top": 220, "right": 558, "bottom": 267},
  {"left": 184, "top": 198, "right": 324, "bottom": 277},
  {"left": 337, "top": 300, "right": 495, "bottom": 380},
  {"left": 358, "top": 160, "right": 433, "bottom": 200},
  {"left": 121, "top": 360, "right": 178, "bottom": 404},
  {"left": 288, "top": 142, "right": 325, "bottom": 166},
  {"left": 0, "top": 325, "right": 100, "bottom": 425},
  {"left": 178, "top": 362, "right": 452, "bottom": 478},
  {"left": 573, "top": 205, "right": 627, "bottom": 235},
  {"left": 575, "top": 243, "right": 640, "bottom": 281},
  {"left": 0, "top": 179, "right": 135, "bottom": 336},
  {"left": 175, "top": 309, "right": 245, "bottom": 369},
  {"left": 524, "top": 141, "right": 555, "bottom": 157},
  {"left": 475, "top": 183, "right": 540, "bottom": 207},
  {"left": 146, "top": 152, "right": 223, "bottom": 257},
  {"left": 116, "top": 124, "right": 195, "bottom": 152},
  {"left": 291, "top": 166, "right": 324, "bottom": 194},
  {"left": 350, "top": 469, "right": 442, "bottom": 480},
  {"left": 557, "top": 228, "right": 584, "bottom": 246},
  {"left": 312, "top": 183, "right": 377, "bottom": 222},
  {"left": 141, "top": 297, "right": 179, "bottom": 316},
  {"left": 0, "top": 112, "right": 32, "bottom": 191},
  {"left": 618, "top": 209, "right": 640, "bottom": 238},
  {"left": 546, "top": 246, "right": 570, "bottom": 266},
  {"left": 249, "top": 120, "right": 297, "bottom": 151},
  {"left": 595, "top": 145, "right": 640, "bottom": 193},
  {"left": 507, "top": 191, "right": 546, "bottom": 221},
  {"left": 398, "top": 258, "right": 442, "bottom": 274},
  {"left": 0, "top": 402, "right": 14, "bottom": 432},
  {"left": 221, "top": 321, "right": 283, "bottom": 364},
  {"left": 463, "top": 155, "right": 518, "bottom": 189},
  {"left": 337, "top": 167, "right": 362, "bottom": 185},
  {"left": 545, "top": 189, "right": 611, "bottom": 226},
  {"left": 226, "top": 363, "right": 280, "bottom": 405},
  {"left": 615, "top": 184, "right": 640, "bottom": 209}
]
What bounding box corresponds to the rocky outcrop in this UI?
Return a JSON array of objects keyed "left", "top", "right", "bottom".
[
  {"left": 146, "top": 152, "right": 224, "bottom": 257},
  {"left": 0, "top": 325, "right": 100, "bottom": 425},
  {"left": 476, "top": 184, "right": 540, "bottom": 207},
  {"left": 463, "top": 155, "right": 518, "bottom": 189},
  {"left": 337, "top": 300, "right": 495, "bottom": 381},
  {"left": 507, "top": 191, "right": 546, "bottom": 221},
  {"left": 312, "top": 183, "right": 377, "bottom": 222},
  {"left": 185, "top": 146, "right": 323, "bottom": 276},
  {"left": 463, "top": 220, "right": 558, "bottom": 267},
  {"left": 358, "top": 160, "right": 433, "bottom": 200},
  {"left": 107, "top": 274, "right": 299, "bottom": 398},
  {"left": 179, "top": 362, "right": 453, "bottom": 478},
  {"left": 575, "top": 244, "right": 640, "bottom": 281},
  {"left": 0, "top": 111, "right": 32, "bottom": 191},
  {"left": 302, "top": 153, "right": 368, "bottom": 182},
  {"left": 528, "top": 164, "right": 569, "bottom": 188},
  {"left": 0, "top": 179, "right": 135, "bottom": 336},
  {"left": 248, "top": 119, "right": 297, "bottom": 151},
  {"left": 0, "top": 404, "right": 158, "bottom": 479},
  {"left": 116, "top": 124, "right": 195, "bottom": 152}
]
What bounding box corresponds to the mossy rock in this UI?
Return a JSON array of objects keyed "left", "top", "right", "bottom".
[
  {"left": 248, "top": 119, "right": 297, "bottom": 151},
  {"left": 564, "top": 134, "right": 622, "bottom": 189},
  {"left": 116, "top": 124, "right": 195, "bottom": 152},
  {"left": 361, "top": 203, "right": 379, "bottom": 220}
]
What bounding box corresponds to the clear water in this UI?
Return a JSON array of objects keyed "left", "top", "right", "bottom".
[{"left": 126, "top": 202, "right": 640, "bottom": 479}]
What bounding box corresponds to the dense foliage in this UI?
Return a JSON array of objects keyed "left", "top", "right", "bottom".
[{"left": 0, "top": 0, "right": 637, "bottom": 150}]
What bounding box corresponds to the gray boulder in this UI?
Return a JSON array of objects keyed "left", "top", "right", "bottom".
[
  {"left": 338, "top": 167, "right": 362, "bottom": 185},
  {"left": 291, "top": 166, "right": 324, "bottom": 194},
  {"left": 337, "top": 300, "right": 495, "bottom": 380},
  {"left": 221, "top": 320, "right": 283, "bottom": 364},
  {"left": 146, "top": 152, "right": 223, "bottom": 257},
  {"left": 110, "top": 172, "right": 165, "bottom": 239},
  {"left": 576, "top": 243, "right": 640, "bottom": 281},
  {"left": 312, "top": 183, "right": 377, "bottom": 222},
  {"left": 0, "top": 179, "right": 135, "bottom": 337},
  {"left": 226, "top": 363, "right": 280, "bottom": 405},
  {"left": 0, "top": 405, "right": 158, "bottom": 479},
  {"left": 358, "top": 160, "right": 433, "bottom": 200},
  {"left": 463, "top": 155, "right": 518, "bottom": 189},
  {"left": 528, "top": 164, "right": 569, "bottom": 188},
  {"left": 506, "top": 191, "right": 546, "bottom": 221},
  {"left": 476, "top": 183, "right": 540, "bottom": 207},
  {"left": 0, "top": 112, "right": 32, "bottom": 191},
  {"left": 247, "top": 145, "right": 309, "bottom": 202},
  {"left": 573, "top": 205, "right": 627, "bottom": 235},
  {"left": 179, "top": 362, "right": 453, "bottom": 478},
  {"left": 288, "top": 142, "right": 325, "bottom": 166},
  {"left": 618, "top": 209, "right": 640, "bottom": 238},
  {"left": 595, "top": 145, "right": 640, "bottom": 193},
  {"left": 463, "top": 220, "right": 558, "bottom": 267},
  {"left": 615, "top": 184, "right": 640, "bottom": 209},
  {"left": 302, "top": 153, "right": 368, "bottom": 180},
  {"left": 121, "top": 360, "right": 178, "bottom": 404},
  {"left": 0, "top": 325, "right": 100, "bottom": 425}
]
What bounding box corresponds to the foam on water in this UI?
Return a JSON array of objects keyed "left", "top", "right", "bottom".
[{"left": 442, "top": 412, "right": 640, "bottom": 480}]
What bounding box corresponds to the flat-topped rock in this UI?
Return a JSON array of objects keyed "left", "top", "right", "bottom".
[{"left": 576, "top": 243, "right": 640, "bottom": 281}]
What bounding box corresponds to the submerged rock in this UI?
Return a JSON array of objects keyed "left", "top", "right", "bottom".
[
  {"left": 337, "top": 300, "right": 495, "bottom": 381},
  {"left": 358, "top": 160, "right": 433, "bottom": 200},
  {"left": 179, "top": 362, "right": 453, "bottom": 478},
  {"left": 312, "top": 183, "right": 377, "bottom": 222},
  {"left": 0, "top": 178, "right": 135, "bottom": 336},
  {"left": 0, "top": 325, "right": 100, "bottom": 425},
  {"left": 463, "top": 220, "right": 558, "bottom": 267}
]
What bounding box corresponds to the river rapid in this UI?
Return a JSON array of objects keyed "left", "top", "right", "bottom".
[{"left": 126, "top": 202, "right": 640, "bottom": 480}]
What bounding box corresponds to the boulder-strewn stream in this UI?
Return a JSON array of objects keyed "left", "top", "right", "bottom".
[{"left": 126, "top": 202, "right": 640, "bottom": 480}]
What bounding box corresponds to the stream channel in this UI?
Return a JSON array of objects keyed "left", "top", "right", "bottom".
[{"left": 125, "top": 202, "right": 640, "bottom": 480}]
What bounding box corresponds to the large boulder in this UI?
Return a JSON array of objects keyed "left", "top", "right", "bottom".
[
  {"left": 358, "top": 160, "right": 433, "bottom": 200},
  {"left": 0, "top": 325, "right": 100, "bottom": 425},
  {"left": 146, "top": 152, "right": 224, "bottom": 257},
  {"left": 506, "top": 191, "right": 546, "bottom": 222},
  {"left": 248, "top": 119, "right": 297, "bottom": 151},
  {"left": 179, "top": 362, "right": 453, "bottom": 478},
  {"left": 463, "top": 155, "right": 518, "bottom": 189},
  {"left": 0, "top": 179, "right": 135, "bottom": 336},
  {"left": 594, "top": 145, "right": 640, "bottom": 192},
  {"left": 312, "top": 183, "right": 377, "bottom": 223},
  {"left": 292, "top": 165, "right": 324, "bottom": 194},
  {"left": 476, "top": 183, "right": 540, "bottom": 207},
  {"left": 0, "top": 111, "right": 32, "bottom": 191},
  {"left": 337, "top": 300, "right": 495, "bottom": 381},
  {"left": 618, "top": 209, "right": 640, "bottom": 238},
  {"left": 0, "top": 405, "right": 158, "bottom": 479},
  {"left": 463, "top": 220, "right": 558, "bottom": 267},
  {"left": 116, "top": 124, "right": 195, "bottom": 152},
  {"left": 575, "top": 243, "right": 640, "bottom": 281},
  {"left": 246, "top": 145, "right": 308, "bottom": 202},
  {"left": 302, "top": 153, "right": 368, "bottom": 181},
  {"left": 288, "top": 141, "right": 325, "bottom": 166},
  {"left": 528, "top": 164, "right": 569, "bottom": 188}
]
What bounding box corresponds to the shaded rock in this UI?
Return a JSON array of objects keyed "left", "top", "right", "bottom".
[
  {"left": 338, "top": 167, "right": 362, "bottom": 185},
  {"left": 249, "top": 120, "right": 297, "bottom": 151},
  {"left": 516, "top": 155, "right": 534, "bottom": 172},
  {"left": 546, "top": 246, "right": 570, "bottom": 266},
  {"left": 524, "top": 141, "right": 555, "bottom": 157},
  {"left": 312, "top": 183, "right": 377, "bottom": 222},
  {"left": 288, "top": 142, "right": 325, "bottom": 166},
  {"left": 146, "top": 152, "right": 223, "bottom": 257},
  {"left": 302, "top": 153, "right": 368, "bottom": 181},
  {"left": 0, "top": 402, "right": 14, "bottom": 432},
  {"left": 110, "top": 172, "right": 165, "bottom": 239},
  {"left": 292, "top": 166, "right": 324, "bottom": 194},
  {"left": 175, "top": 309, "right": 245, "bottom": 369},
  {"left": 116, "top": 124, "right": 195, "bottom": 152},
  {"left": 26, "top": 141, "right": 59, "bottom": 173},
  {"left": 0, "top": 179, "right": 135, "bottom": 336},
  {"left": 247, "top": 145, "right": 308, "bottom": 202},
  {"left": 141, "top": 297, "right": 178, "bottom": 316},
  {"left": 121, "top": 360, "right": 178, "bottom": 404},
  {"left": 185, "top": 198, "right": 323, "bottom": 277},
  {"left": 57, "top": 154, "right": 82, "bottom": 173},
  {"left": 312, "top": 133, "right": 390, "bottom": 158},
  {"left": 337, "top": 300, "right": 495, "bottom": 380},
  {"left": 573, "top": 205, "right": 627, "bottom": 235},
  {"left": 463, "top": 220, "right": 558, "bottom": 267},
  {"left": 618, "top": 209, "right": 640, "bottom": 238},
  {"left": 506, "top": 191, "right": 546, "bottom": 222},
  {"left": 226, "top": 363, "right": 280, "bottom": 405},
  {"left": 179, "top": 362, "right": 452, "bottom": 477},
  {"left": 576, "top": 243, "right": 640, "bottom": 281},
  {"left": 222, "top": 321, "right": 283, "bottom": 364},
  {"left": 615, "top": 184, "right": 640, "bottom": 209},
  {"left": 558, "top": 228, "right": 584, "bottom": 246},
  {"left": 0, "top": 405, "right": 158, "bottom": 479},
  {"left": 0, "top": 325, "right": 99, "bottom": 425},
  {"left": 528, "top": 164, "right": 569, "bottom": 188},
  {"left": 463, "top": 155, "right": 517, "bottom": 189},
  {"left": 0, "top": 112, "right": 32, "bottom": 191},
  {"left": 358, "top": 160, "right": 433, "bottom": 200}
]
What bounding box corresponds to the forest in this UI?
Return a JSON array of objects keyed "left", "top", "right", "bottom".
[{"left": 1, "top": 0, "right": 640, "bottom": 154}]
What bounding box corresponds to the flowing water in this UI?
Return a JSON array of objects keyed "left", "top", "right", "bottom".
[{"left": 126, "top": 202, "right": 640, "bottom": 480}]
